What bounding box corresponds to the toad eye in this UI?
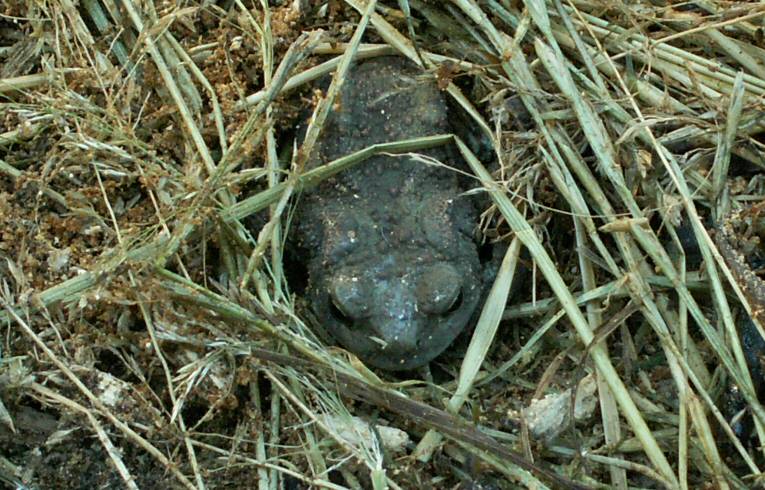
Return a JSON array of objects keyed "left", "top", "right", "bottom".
[
  {"left": 417, "top": 263, "right": 463, "bottom": 315},
  {"left": 327, "top": 275, "right": 369, "bottom": 324}
]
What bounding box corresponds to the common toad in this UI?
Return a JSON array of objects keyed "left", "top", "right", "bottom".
[
  {"left": 293, "top": 57, "right": 484, "bottom": 370},
  {"left": 712, "top": 208, "right": 765, "bottom": 440}
]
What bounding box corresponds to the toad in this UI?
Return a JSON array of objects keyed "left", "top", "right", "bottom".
[{"left": 293, "top": 57, "right": 485, "bottom": 370}]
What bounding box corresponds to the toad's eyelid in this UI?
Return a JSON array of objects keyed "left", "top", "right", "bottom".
[
  {"left": 446, "top": 289, "right": 463, "bottom": 314},
  {"left": 443, "top": 288, "right": 461, "bottom": 309},
  {"left": 330, "top": 294, "right": 354, "bottom": 321}
]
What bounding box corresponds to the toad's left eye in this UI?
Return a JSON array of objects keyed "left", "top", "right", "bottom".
[
  {"left": 327, "top": 275, "right": 370, "bottom": 323},
  {"left": 416, "top": 263, "right": 463, "bottom": 315}
]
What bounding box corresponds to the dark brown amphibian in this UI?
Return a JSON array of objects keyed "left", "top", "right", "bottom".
[
  {"left": 292, "top": 57, "right": 484, "bottom": 371},
  {"left": 713, "top": 208, "right": 765, "bottom": 440},
  {"left": 714, "top": 209, "right": 765, "bottom": 324}
]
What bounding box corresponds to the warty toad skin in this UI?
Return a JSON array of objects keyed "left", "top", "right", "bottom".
[{"left": 292, "top": 56, "right": 484, "bottom": 370}]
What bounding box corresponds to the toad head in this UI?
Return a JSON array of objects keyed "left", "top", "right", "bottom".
[{"left": 301, "top": 191, "right": 482, "bottom": 370}]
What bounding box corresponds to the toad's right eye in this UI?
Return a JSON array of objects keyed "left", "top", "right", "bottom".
[{"left": 416, "top": 263, "right": 463, "bottom": 315}]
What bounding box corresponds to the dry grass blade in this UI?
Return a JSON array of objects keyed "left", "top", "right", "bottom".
[
  {"left": 459, "top": 135, "right": 678, "bottom": 487},
  {"left": 451, "top": 238, "right": 522, "bottom": 410},
  {"left": 0, "top": 73, "right": 55, "bottom": 94},
  {"left": 296, "top": 0, "right": 377, "bottom": 170},
  {"left": 30, "top": 384, "right": 140, "bottom": 490},
  {"left": 239, "top": 0, "right": 377, "bottom": 289},
  {"left": 248, "top": 348, "right": 588, "bottom": 490},
  {"left": 157, "top": 30, "right": 324, "bottom": 266},
  {"left": 223, "top": 134, "right": 453, "bottom": 221},
  {"left": 2, "top": 303, "right": 196, "bottom": 490},
  {"left": 415, "top": 227, "right": 522, "bottom": 458},
  {"left": 235, "top": 45, "right": 395, "bottom": 110}
]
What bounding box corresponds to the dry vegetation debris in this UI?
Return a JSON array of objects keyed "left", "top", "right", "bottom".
[{"left": 2, "top": 0, "right": 765, "bottom": 489}]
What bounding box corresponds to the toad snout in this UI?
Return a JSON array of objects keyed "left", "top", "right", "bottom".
[{"left": 312, "top": 257, "right": 479, "bottom": 370}]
